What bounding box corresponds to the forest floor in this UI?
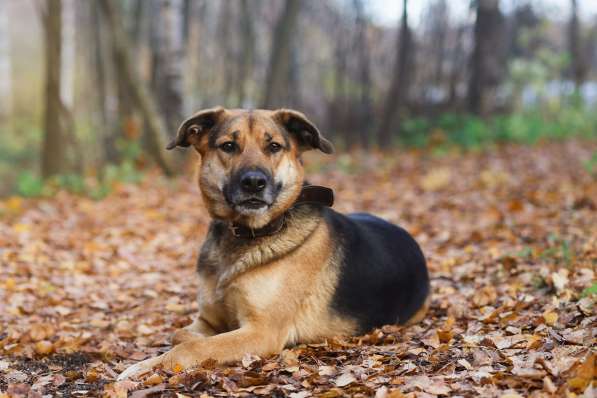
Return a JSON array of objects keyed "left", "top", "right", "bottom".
[{"left": 0, "top": 140, "right": 595, "bottom": 398}]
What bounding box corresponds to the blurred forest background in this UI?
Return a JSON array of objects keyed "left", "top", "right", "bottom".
[{"left": 0, "top": 0, "right": 596, "bottom": 197}]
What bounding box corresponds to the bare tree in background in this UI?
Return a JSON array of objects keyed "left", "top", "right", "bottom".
[
  {"left": 99, "top": 0, "right": 174, "bottom": 175},
  {"left": 353, "top": 0, "right": 373, "bottom": 148},
  {"left": 217, "top": 1, "right": 235, "bottom": 104},
  {"left": 329, "top": 10, "right": 349, "bottom": 142},
  {"left": 448, "top": 25, "right": 466, "bottom": 105},
  {"left": 151, "top": 0, "right": 185, "bottom": 134},
  {"left": 90, "top": 1, "right": 118, "bottom": 164},
  {"left": 568, "top": 0, "right": 586, "bottom": 90},
  {"left": 237, "top": 0, "right": 255, "bottom": 107},
  {"left": 426, "top": 0, "right": 448, "bottom": 88},
  {"left": 61, "top": 0, "right": 76, "bottom": 109},
  {"left": 0, "top": 0, "right": 12, "bottom": 124},
  {"left": 377, "top": 0, "right": 412, "bottom": 147},
  {"left": 261, "top": 0, "right": 301, "bottom": 108},
  {"left": 468, "top": 0, "right": 505, "bottom": 116},
  {"left": 41, "top": 0, "right": 70, "bottom": 178}
]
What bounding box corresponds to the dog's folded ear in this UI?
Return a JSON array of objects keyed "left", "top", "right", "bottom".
[
  {"left": 273, "top": 109, "right": 334, "bottom": 154},
  {"left": 166, "top": 107, "right": 226, "bottom": 150}
]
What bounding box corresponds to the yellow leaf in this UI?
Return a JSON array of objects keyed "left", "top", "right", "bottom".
[
  {"left": 543, "top": 311, "right": 558, "bottom": 326},
  {"left": 172, "top": 363, "right": 184, "bottom": 373},
  {"left": 5, "top": 196, "right": 23, "bottom": 212},
  {"left": 4, "top": 278, "right": 16, "bottom": 291},
  {"left": 420, "top": 168, "right": 451, "bottom": 191},
  {"left": 12, "top": 223, "right": 30, "bottom": 233},
  {"left": 34, "top": 340, "right": 54, "bottom": 355}
]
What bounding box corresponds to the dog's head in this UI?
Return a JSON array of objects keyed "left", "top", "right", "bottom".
[{"left": 167, "top": 108, "right": 333, "bottom": 228}]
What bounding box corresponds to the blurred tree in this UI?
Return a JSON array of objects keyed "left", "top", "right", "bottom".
[
  {"left": 568, "top": 0, "right": 586, "bottom": 89},
  {"left": 61, "top": 0, "right": 76, "bottom": 109},
  {"left": 448, "top": 25, "right": 466, "bottom": 105},
  {"left": 377, "top": 0, "right": 412, "bottom": 146},
  {"left": 237, "top": 0, "right": 255, "bottom": 107},
  {"left": 353, "top": 0, "right": 372, "bottom": 148},
  {"left": 508, "top": 3, "right": 540, "bottom": 59},
  {"left": 217, "top": 1, "right": 235, "bottom": 104},
  {"left": 90, "top": 1, "right": 118, "bottom": 164},
  {"left": 40, "top": 0, "right": 70, "bottom": 178},
  {"left": 99, "top": 0, "right": 174, "bottom": 175},
  {"left": 85, "top": 1, "right": 121, "bottom": 164},
  {"left": 468, "top": 0, "right": 506, "bottom": 116},
  {"left": 151, "top": 0, "right": 185, "bottom": 134},
  {"left": 329, "top": 9, "right": 349, "bottom": 143},
  {"left": 130, "top": 0, "right": 147, "bottom": 57},
  {"left": 425, "top": 0, "right": 449, "bottom": 87},
  {"left": 0, "top": 0, "right": 12, "bottom": 124},
  {"left": 261, "top": 0, "right": 301, "bottom": 108}
]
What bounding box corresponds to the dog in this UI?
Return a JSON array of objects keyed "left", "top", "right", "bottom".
[{"left": 118, "top": 107, "right": 430, "bottom": 380}]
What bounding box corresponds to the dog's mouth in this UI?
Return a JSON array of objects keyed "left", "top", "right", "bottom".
[
  {"left": 235, "top": 197, "right": 270, "bottom": 210},
  {"left": 240, "top": 198, "right": 268, "bottom": 208}
]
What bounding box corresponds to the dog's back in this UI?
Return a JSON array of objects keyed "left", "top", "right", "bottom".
[{"left": 324, "top": 209, "right": 430, "bottom": 333}]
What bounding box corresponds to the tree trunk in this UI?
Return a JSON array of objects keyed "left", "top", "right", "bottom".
[
  {"left": 429, "top": 0, "right": 448, "bottom": 87},
  {"left": 0, "top": 0, "right": 12, "bottom": 124},
  {"left": 99, "top": 0, "right": 175, "bottom": 175},
  {"left": 376, "top": 0, "right": 412, "bottom": 147},
  {"left": 448, "top": 26, "right": 465, "bottom": 106},
  {"left": 151, "top": 0, "right": 185, "bottom": 134},
  {"left": 467, "top": 0, "right": 505, "bottom": 116},
  {"left": 91, "top": 0, "right": 119, "bottom": 164},
  {"left": 569, "top": 0, "right": 585, "bottom": 90},
  {"left": 353, "top": 0, "right": 372, "bottom": 148},
  {"left": 237, "top": 0, "right": 255, "bottom": 107},
  {"left": 41, "top": 0, "right": 70, "bottom": 178},
  {"left": 261, "top": 0, "right": 301, "bottom": 108},
  {"left": 60, "top": 0, "right": 76, "bottom": 109},
  {"left": 217, "top": 1, "right": 235, "bottom": 104}
]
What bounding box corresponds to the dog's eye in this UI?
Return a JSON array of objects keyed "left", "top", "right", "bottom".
[
  {"left": 219, "top": 142, "right": 237, "bottom": 153},
  {"left": 268, "top": 142, "right": 283, "bottom": 153}
]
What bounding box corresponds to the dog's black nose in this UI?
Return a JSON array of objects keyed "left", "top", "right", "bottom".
[{"left": 240, "top": 170, "right": 267, "bottom": 193}]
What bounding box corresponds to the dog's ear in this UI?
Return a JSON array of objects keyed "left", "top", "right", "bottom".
[
  {"left": 273, "top": 109, "right": 334, "bottom": 154},
  {"left": 166, "top": 107, "right": 226, "bottom": 150}
]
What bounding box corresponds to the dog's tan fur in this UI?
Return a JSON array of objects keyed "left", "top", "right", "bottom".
[{"left": 118, "top": 108, "right": 427, "bottom": 380}]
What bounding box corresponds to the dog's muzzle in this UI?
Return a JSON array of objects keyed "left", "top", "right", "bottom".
[{"left": 225, "top": 168, "right": 278, "bottom": 211}]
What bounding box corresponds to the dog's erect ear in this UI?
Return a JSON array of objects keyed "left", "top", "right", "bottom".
[
  {"left": 166, "top": 107, "right": 226, "bottom": 150},
  {"left": 273, "top": 109, "right": 334, "bottom": 154}
]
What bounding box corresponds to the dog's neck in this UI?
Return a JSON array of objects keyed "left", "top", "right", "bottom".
[
  {"left": 198, "top": 186, "right": 334, "bottom": 297},
  {"left": 227, "top": 185, "right": 334, "bottom": 239}
]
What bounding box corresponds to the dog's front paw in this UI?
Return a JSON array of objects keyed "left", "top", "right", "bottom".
[{"left": 117, "top": 355, "right": 163, "bottom": 381}]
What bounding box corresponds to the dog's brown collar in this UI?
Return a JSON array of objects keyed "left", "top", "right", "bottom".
[{"left": 228, "top": 185, "right": 334, "bottom": 239}]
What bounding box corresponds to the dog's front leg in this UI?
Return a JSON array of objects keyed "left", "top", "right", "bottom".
[
  {"left": 118, "top": 325, "right": 286, "bottom": 380},
  {"left": 171, "top": 315, "right": 217, "bottom": 345}
]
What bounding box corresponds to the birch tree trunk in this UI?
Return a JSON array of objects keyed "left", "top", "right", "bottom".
[
  {"left": 60, "top": 0, "right": 76, "bottom": 109},
  {"left": 151, "top": 0, "right": 185, "bottom": 134},
  {"left": 0, "top": 0, "right": 12, "bottom": 123}
]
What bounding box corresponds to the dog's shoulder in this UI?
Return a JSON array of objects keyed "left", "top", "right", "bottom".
[{"left": 322, "top": 208, "right": 430, "bottom": 332}]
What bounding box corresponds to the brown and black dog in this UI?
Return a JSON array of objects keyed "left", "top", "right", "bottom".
[{"left": 119, "top": 107, "right": 430, "bottom": 380}]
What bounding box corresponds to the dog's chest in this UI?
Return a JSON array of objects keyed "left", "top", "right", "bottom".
[{"left": 196, "top": 257, "right": 291, "bottom": 330}]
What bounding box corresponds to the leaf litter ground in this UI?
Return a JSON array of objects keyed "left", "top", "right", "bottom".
[{"left": 1, "top": 141, "right": 595, "bottom": 397}]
